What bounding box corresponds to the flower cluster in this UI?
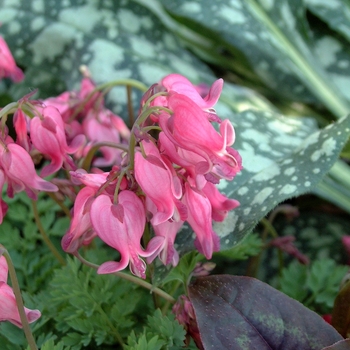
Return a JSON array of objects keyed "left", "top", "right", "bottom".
[
  {"left": 61, "top": 73, "right": 242, "bottom": 278},
  {"left": 0, "top": 35, "right": 242, "bottom": 281}
]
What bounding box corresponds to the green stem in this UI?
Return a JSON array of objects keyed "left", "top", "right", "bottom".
[
  {"left": 31, "top": 200, "right": 66, "bottom": 266},
  {"left": 113, "top": 168, "right": 128, "bottom": 203},
  {"left": 81, "top": 141, "right": 129, "bottom": 171},
  {"left": 128, "top": 106, "right": 172, "bottom": 170},
  {"left": 74, "top": 252, "right": 176, "bottom": 304},
  {"left": 0, "top": 102, "right": 18, "bottom": 120},
  {"left": 126, "top": 85, "right": 135, "bottom": 127},
  {"left": 162, "top": 280, "right": 182, "bottom": 314},
  {"left": 0, "top": 247, "right": 38, "bottom": 350}
]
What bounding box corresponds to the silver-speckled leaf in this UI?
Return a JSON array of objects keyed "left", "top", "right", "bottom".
[
  {"left": 162, "top": 0, "right": 350, "bottom": 117},
  {"left": 306, "top": 0, "right": 350, "bottom": 42},
  {"left": 0, "top": 0, "right": 212, "bottom": 110},
  {"left": 153, "top": 109, "right": 350, "bottom": 284},
  {"left": 0, "top": 0, "right": 274, "bottom": 114},
  {"left": 175, "top": 110, "right": 350, "bottom": 253},
  {"left": 309, "top": 16, "right": 350, "bottom": 106}
]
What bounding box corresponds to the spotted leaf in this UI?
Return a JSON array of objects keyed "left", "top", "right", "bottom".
[
  {"left": 174, "top": 110, "right": 350, "bottom": 254},
  {"left": 162, "top": 0, "right": 350, "bottom": 117}
]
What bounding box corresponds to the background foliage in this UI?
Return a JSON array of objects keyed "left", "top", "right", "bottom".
[{"left": 1, "top": 0, "right": 350, "bottom": 348}]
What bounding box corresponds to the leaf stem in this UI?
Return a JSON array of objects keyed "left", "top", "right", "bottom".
[
  {"left": 74, "top": 252, "right": 176, "bottom": 304},
  {"left": 31, "top": 200, "right": 66, "bottom": 266},
  {"left": 0, "top": 247, "right": 38, "bottom": 350}
]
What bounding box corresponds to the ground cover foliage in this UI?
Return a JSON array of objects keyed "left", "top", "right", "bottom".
[{"left": 1, "top": 0, "right": 350, "bottom": 349}]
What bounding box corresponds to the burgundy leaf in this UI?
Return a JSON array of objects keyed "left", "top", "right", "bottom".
[
  {"left": 189, "top": 275, "right": 342, "bottom": 350},
  {"left": 321, "top": 339, "right": 350, "bottom": 350}
]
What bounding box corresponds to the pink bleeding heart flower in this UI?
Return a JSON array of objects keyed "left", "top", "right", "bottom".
[
  {"left": 182, "top": 182, "right": 220, "bottom": 260},
  {"left": 153, "top": 74, "right": 223, "bottom": 122},
  {"left": 159, "top": 93, "right": 242, "bottom": 181},
  {"left": 135, "top": 140, "right": 186, "bottom": 226},
  {"left": 0, "top": 256, "right": 8, "bottom": 283},
  {"left": 30, "top": 106, "right": 85, "bottom": 177},
  {"left": 0, "top": 139, "right": 58, "bottom": 199},
  {"left": 0, "top": 36, "right": 24, "bottom": 83},
  {"left": 159, "top": 131, "right": 209, "bottom": 189},
  {"left": 90, "top": 191, "right": 159, "bottom": 278},
  {"left": 13, "top": 109, "right": 30, "bottom": 152},
  {"left": 70, "top": 169, "right": 109, "bottom": 188},
  {"left": 202, "top": 181, "right": 239, "bottom": 222},
  {"left": 0, "top": 282, "right": 41, "bottom": 328},
  {"left": 0, "top": 257, "right": 41, "bottom": 328},
  {"left": 146, "top": 219, "right": 183, "bottom": 266},
  {"left": 61, "top": 186, "right": 97, "bottom": 253},
  {"left": 82, "top": 108, "right": 130, "bottom": 167},
  {"left": 43, "top": 91, "right": 76, "bottom": 122}
]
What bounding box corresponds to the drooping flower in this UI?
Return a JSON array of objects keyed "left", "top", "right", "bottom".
[
  {"left": 160, "top": 73, "right": 223, "bottom": 112},
  {"left": 30, "top": 106, "right": 85, "bottom": 176},
  {"left": 0, "top": 256, "right": 41, "bottom": 328},
  {"left": 13, "top": 109, "right": 31, "bottom": 152},
  {"left": 152, "top": 73, "right": 223, "bottom": 122},
  {"left": 182, "top": 182, "right": 220, "bottom": 260},
  {"left": 202, "top": 181, "right": 239, "bottom": 222},
  {"left": 90, "top": 190, "right": 159, "bottom": 278},
  {"left": 61, "top": 186, "right": 97, "bottom": 253},
  {"left": 0, "top": 138, "right": 58, "bottom": 199},
  {"left": 146, "top": 218, "right": 183, "bottom": 266},
  {"left": 82, "top": 108, "right": 130, "bottom": 167},
  {"left": 159, "top": 93, "right": 242, "bottom": 181},
  {"left": 135, "top": 140, "right": 186, "bottom": 226},
  {"left": 0, "top": 36, "right": 24, "bottom": 83}
]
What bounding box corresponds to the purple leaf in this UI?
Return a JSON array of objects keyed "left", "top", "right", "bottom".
[
  {"left": 322, "top": 339, "right": 350, "bottom": 350},
  {"left": 189, "top": 275, "right": 342, "bottom": 349}
]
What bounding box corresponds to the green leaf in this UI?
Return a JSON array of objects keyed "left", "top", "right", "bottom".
[
  {"left": 146, "top": 309, "right": 186, "bottom": 348},
  {"left": 125, "top": 332, "right": 164, "bottom": 350},
  {"left": 162, "top": 0, "right": 350, "bottom": 117},
  {"left": 273, "top": 210, "right": 350, "bottom": 262},
  {"left": 0, "top": 0, "right": 213, "bottom": 107},
  {"left": 280, "top": 261, "right": 309, "bottom": 302},
  {"left": 175, "top": 111, "right": 350, "bottom": 255},
  {"left": 279, "top": 259, "right": 348, "bottom": 313},
  {"left": 308, "top": 259, "right": 348, "bottom": 309},
  {"left": 215, "top": 232, "right": 263, "bottom": 260},
  {"left": 306, "top": 0, "right": 350, "bottom": 42}
]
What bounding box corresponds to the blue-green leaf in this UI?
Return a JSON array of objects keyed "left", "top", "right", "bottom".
[
  {"left": 162, "top": 0, "right": 350, "bottom": 117},
  {"left": 175, "top": 111, "right": 350, "bottom": 254}
]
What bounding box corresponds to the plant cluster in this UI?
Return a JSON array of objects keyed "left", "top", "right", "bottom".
[{"left": 1, "top": 0, "right": 350, "bottom": 349}]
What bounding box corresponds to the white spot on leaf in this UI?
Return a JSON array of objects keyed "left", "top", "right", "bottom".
[
  {"left": 311, "top": 137, "right": 337, "bottom": 161},
  {"left": 279, "top": 184, "right": 297, "bottom": 195},
  {"left": 252, "top": 187, "right": 274, "bottom": 205},
  {"left": 214, "top": 211, "right": 238, "bottom": 238},
  {"left": 238, "top": 187, "right": 249, "bottom": 196},
  {"left": 250, "top": 163, "right": 280, "bottom": 182},
  {"left": 218, "top": 6, "right": 245, "bottom": 24}
]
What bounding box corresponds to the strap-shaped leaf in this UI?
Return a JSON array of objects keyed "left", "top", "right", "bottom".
[
  {"left": 162, "top": 0, "right": 350, "bottom": 117},
  {"left": 306, "top": 0, "right": 350, "bottom": 43}
]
